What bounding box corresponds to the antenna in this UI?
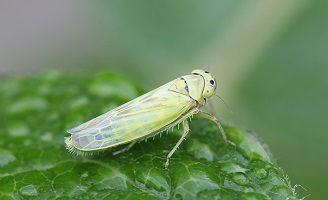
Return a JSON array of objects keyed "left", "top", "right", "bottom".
[
  {"left": 214, "top": 94, "right": 234, "bottom": 114},
  {"left": 207, "top": 59, "right": 212, "bottom": 72}
]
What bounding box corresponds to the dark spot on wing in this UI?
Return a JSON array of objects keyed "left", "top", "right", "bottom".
[
  {"left": 73, "top": 135, "right": 94, "bottom": 149},
  {"left": 95, "top": 134, "right": 103, "bottom": 140},
  {"left": 86, "top": 141, "right": 103, "bottom": 149},
  {"left": 103, "top": 134, "right": 113, "bottom": 138},
  {"left": 85, "top": 129, "right": 98, "bottom": 135}
]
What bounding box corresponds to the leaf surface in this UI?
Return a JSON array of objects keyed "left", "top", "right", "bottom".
[{"left": 0, "top": 72, "right": 299, "bottom": 200}]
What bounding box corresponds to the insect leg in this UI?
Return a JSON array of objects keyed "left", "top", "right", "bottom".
[
  {"left": 165, "top": 119, "right": 189, "bottom": 170},
  {"left": 197, "top": 111, "right": 236, "bottom": 146},
  {"left": 112, "top": 141, "right": 136, "bottom": 156}
]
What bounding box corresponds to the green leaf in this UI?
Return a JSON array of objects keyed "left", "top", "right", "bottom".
[{"left": 0, "top": 72, "right": 299, "bottom": 200}]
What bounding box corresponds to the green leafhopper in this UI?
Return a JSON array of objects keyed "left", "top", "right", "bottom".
[{"left": 65, "top": 69, "right": 235, "bottom": 169}]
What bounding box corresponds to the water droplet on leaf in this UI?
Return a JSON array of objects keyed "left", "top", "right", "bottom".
[
  {"left": 254, "top": 168, "right": 268, "bottom": 179},
  {"left": 232, "top": 173, "right": 248, "bottom": 185},
  {"left": 269, "top": 185, "right": 293, "bottom": 199},
  {"left": 135, "top": 168, "right": 170, "bottom": 196},
  {"left": 221, "top": 162, "right": 248, "bottom": 174},
  {"left": 187, "top": 139, "right": 214, "bottom": 162},
  {"left": 228, "top": 129, "right": 272, "bottom": 163},
  {"left": 240, "top": 192, "right": 267, "bottom": 200},
  {"left": 81, "top": 172, "right": 89, "bottom": 178},
  {"left": 19, "top": 184, "right": 38, "bottom": 196}
]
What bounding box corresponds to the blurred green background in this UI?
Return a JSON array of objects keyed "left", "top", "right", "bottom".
[{"left": 1, "top": 1, "right": 327, "bottom": 199}]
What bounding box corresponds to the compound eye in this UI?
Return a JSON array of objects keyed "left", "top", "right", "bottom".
[{"left": 209, "top": 80, "right": 215, "bottom": 85}]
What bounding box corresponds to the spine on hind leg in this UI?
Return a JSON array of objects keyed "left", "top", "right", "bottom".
[
  {"left": 65, "top": 137, "right": 108, "bottom": 156},
  {"left": 65, "top": 137, "right": 89, "bottom": 156}
]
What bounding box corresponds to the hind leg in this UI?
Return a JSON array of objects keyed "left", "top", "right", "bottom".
[{"left": 112, "top": 142, "right": 136, "bottom": 156}]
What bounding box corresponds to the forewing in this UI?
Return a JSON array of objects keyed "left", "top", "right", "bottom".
[{"left": 68, "top": 80, "right": 194, "bottom": 151}]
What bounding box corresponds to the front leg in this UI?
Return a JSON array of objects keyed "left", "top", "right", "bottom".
[
  {"left": 165, "top": 119, "right": 190, "bottom": 170},
  {"left": 197, "top": 111, "right": 236, "bottom": 146}
]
